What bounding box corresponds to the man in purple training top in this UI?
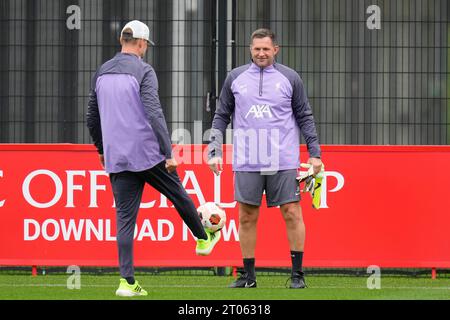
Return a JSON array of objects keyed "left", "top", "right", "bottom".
[
  {"left": 208, "top": 28, "right": 322, "bottom": 289},
  {"left": 87, "top": 20, "right": 220, "bottom": 297}
]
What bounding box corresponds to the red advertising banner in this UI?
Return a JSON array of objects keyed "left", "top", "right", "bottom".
[{"left": 0, "top": 144, "right": 449, "bottom": 268}]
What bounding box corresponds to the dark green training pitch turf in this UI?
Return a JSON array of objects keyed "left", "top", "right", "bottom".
[{"left": 0, "top": 274, "right": 449, "bottom": 300}]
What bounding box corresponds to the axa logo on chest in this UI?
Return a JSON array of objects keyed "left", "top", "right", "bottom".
[{"left": 245, "top": 105, "right": 273, "bottom": 119}]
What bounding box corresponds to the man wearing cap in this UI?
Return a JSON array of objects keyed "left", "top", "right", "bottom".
[{"left": 86, "top": 20, "right": 221, "bottom": 297}]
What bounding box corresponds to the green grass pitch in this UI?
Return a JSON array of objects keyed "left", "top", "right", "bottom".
[{"left": 0, "top": 274, "right": 449, "bottom": 300}]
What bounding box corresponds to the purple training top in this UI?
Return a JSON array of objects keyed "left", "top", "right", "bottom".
[
  {"left": 209, "top": 62, "right": 321, "bottom": 172},
  {"left": 87, "top": 53, "right": 172, "bottom": 173}
]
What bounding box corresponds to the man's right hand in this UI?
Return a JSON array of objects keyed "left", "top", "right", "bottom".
[
  {"left": 165, "top": 158, "right": 178, "bottom": 173},
  {"left": 208, "top": 157, "right": 223, "bottom": 176}
]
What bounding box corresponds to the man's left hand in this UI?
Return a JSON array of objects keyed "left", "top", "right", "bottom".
[{"left": 308, "top": 157, "right": 323, "bottom": 176}]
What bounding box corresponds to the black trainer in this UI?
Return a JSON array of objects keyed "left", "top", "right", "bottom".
[
  {"left": 287, "top": 271, "right": 307, "bottom": 289},
  {"left": 229, "top": 272, "right": 257, "bottom": 288}
]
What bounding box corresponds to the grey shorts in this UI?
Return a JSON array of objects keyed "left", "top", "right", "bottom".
[{"left": 234, "top": 170, "right": 300, "bottom": 207}]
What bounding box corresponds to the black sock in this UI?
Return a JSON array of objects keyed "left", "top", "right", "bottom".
[
  {"left": 125, "top": 276, "right": 135, "bottom": 285},
  {"left": 243, "top": 258, "right": 256, "bottom": 280},
  {"left": 290, "top": 251, "right": 304, "bottom": 274}
]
